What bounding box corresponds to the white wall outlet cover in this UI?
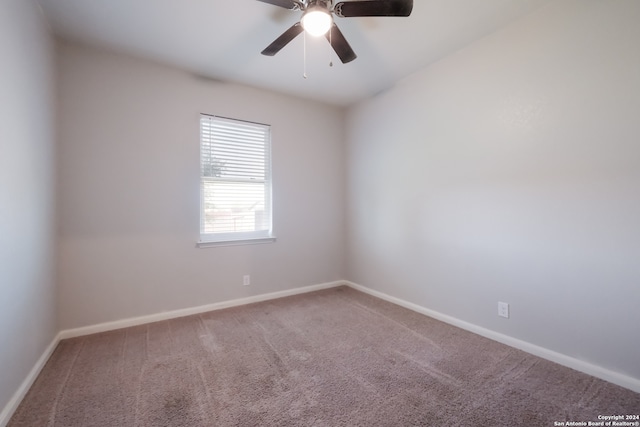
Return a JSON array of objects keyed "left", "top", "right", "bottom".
[
  {"left": 498, "top": 302, "right": 509, "bottom": 318},
  {"left": 243, "top": 275, "right": 251, "bottom": 286}
]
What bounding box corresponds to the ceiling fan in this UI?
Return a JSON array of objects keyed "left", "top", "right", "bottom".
[{"left": 258, "top": 0, "right": 414, "bottom": 64}]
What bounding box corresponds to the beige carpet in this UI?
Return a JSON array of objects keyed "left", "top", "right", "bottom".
[{"left": 9, "top": 286, "right": 640, "bottom": 426}]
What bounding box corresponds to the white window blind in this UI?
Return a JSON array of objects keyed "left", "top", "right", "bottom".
[{"left": 199, "top": 114, "right": 273, "bottom": 245}]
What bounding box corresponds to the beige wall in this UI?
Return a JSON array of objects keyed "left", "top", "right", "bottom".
[
  {"left": 0, "top": 0, "right": 57, "bottom": 417},
  {"left": 346, "top": 0, "right": 640, "bottom": 381},
  {"left": 56, "top": 42, "right": 346, "bottom": 330}
]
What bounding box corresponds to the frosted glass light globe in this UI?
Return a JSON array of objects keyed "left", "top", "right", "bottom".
[{"left": 301, "top": 9, "right": 332, "bottom": 37}]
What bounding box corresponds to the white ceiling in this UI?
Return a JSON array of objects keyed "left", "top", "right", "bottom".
[{"left": 37, "top": 0, "right": 551, "bottom": 106}]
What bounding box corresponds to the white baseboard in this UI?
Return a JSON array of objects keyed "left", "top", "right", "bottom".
[
  {"left": 344, "top": 281, "right": 640, "bottom": 394},
  {"left": 59, "top": 280, "right": 345, "bottom": 340},
  {"left": 0, "top": 333, "right": 62, "bottom": 427}
]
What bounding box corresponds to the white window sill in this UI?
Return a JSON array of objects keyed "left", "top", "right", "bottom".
[{"left": 196, "top": 236, "right": 276, "bottom": 248}]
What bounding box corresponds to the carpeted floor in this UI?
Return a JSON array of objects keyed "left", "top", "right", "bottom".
[{"left": 9, "top": 286, "right": 640, "bottom": 426}]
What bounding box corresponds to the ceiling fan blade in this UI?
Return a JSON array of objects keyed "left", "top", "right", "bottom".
[
  {"left": 255, "top": 0, "right": 302, "bottom": 10},
  {"left": 325, "top": 23, "right": 357, "bottom": 64},
  {"left": 334, "top": 0, "right": 413, "bottom": 17},
  {"left": 261, "top": 22, "right": 304, "bottom": 56}
]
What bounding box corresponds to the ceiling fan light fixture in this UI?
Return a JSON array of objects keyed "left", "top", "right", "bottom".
[
  {"left": 260, "top": 0, "right": 413, "bottom": 63},
  {"left": 301, "top": 8, "right": 333, "bottom": 37}
]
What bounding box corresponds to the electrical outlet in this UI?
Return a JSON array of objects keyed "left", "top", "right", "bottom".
[
  {"left": 498, "top": 302, "right": 509, "bottom": 318},
  {"left": 243, "top": 275, "right": 250, "bottom": 286}
]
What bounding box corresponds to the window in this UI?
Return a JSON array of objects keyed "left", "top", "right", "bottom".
[{"left": 199, "top": 114, "right": 274, "bottom": 246}]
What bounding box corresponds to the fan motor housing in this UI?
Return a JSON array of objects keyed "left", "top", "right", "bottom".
[{"left": 307, "top": 0, "right": 332, "bottom": 11}]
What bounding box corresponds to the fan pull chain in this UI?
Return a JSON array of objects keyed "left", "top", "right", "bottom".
[
  {"left": 329, "top": 25, "right": 333, "bottom": 67},
  {"left": 303, "top": 30, "right": 308, "bottom": 79}
]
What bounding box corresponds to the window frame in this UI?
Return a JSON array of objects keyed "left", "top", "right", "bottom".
[{"left": 197, "top": 114, "right": 275, "bottom": 248}]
